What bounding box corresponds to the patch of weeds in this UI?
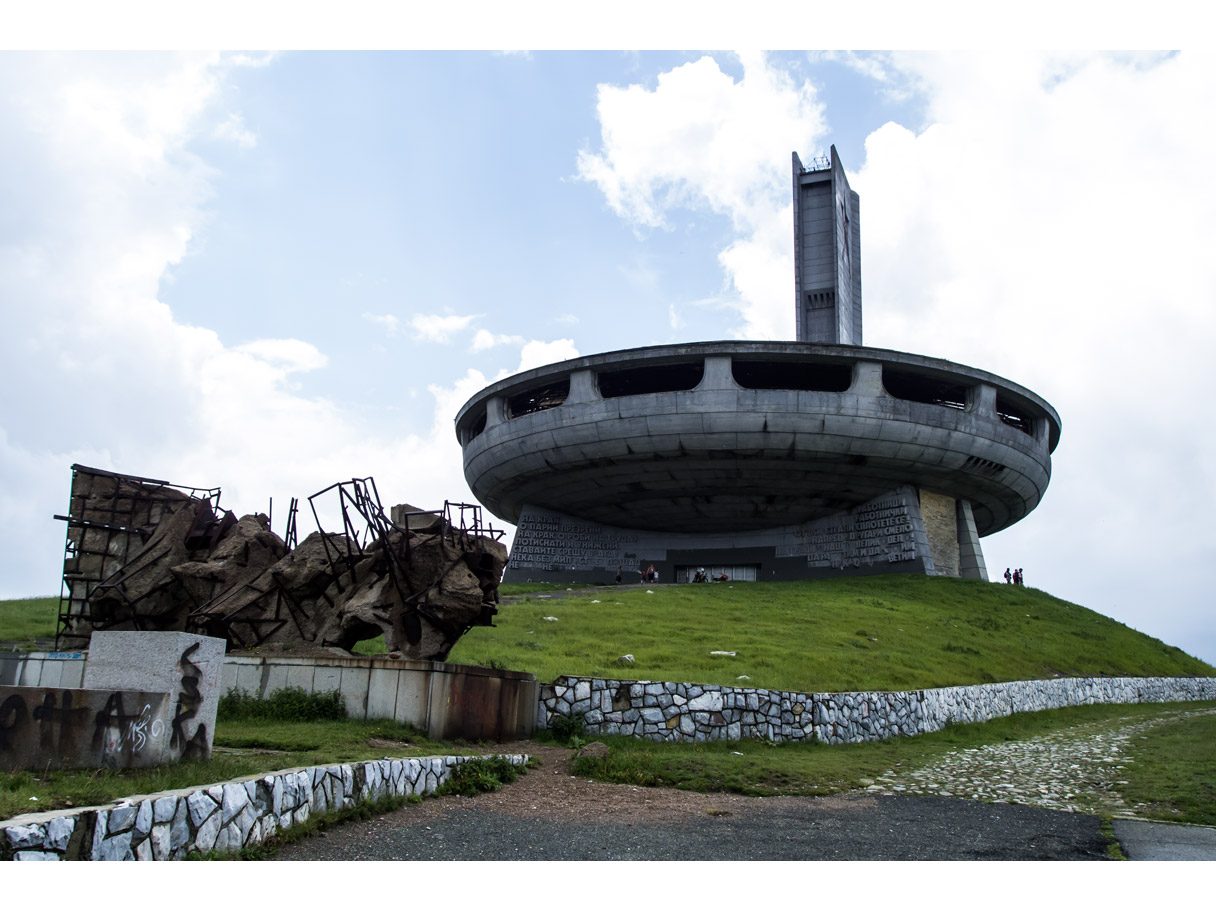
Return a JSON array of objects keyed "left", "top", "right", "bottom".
[
  {"left": 968, "top": 616, "right": 1002, "bottom": 632},
  {"left": 942, "top": 642, "right": 982, "bottom": 657},
  {"left": 570, "top": 750, "right": 661, "bottom": 787},
  {"left": 218, "top": 687, "right": 346, "bottom": 722},
  {"left": 1099, "top": 816, "right": 1127, "bottom": 860},
  {"left": 435, "top": 757, "right": 521, "bottom": 797},
  {"left": 548, "top": 712, "right": 588, "bottom": 746}
]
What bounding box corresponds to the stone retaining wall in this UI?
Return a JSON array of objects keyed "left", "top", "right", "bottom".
[
  {"left": 538, "top": 675, "right": 1216, "bottom": 745},
  {"left": 2, "top": 651, "right": 538, "bottom": 742},
  {"left": 1, "top": 752, "right": 528, "bottom": 860}
]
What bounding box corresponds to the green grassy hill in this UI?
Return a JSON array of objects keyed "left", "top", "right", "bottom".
[
  {"left": 447, "top": 576, "right": 1214, "bottom": 693},
  {"left": 4, "top": 578, "right": 1212, "bottom": 695}
]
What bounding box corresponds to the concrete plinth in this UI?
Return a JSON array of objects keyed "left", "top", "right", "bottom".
[
  {"left": 0, "top": 686, "right": 174, "bottom": 770},
  {"left": 84, "top": 632, "right": 225, "bottom": 761}
]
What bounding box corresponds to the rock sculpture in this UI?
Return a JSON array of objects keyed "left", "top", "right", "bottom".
[{"left": 55, "top": 465, "right": 506, "bottom": 661}]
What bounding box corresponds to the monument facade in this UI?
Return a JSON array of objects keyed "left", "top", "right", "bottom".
[{"left": 456, "top": 148, "right": 1061, "bottom": 584}]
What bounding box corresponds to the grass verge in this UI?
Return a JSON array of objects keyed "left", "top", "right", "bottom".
[
  {"left": 1119, "top": 709, "right": 1216, "bottom": 825},
  {"left": 569, "top": 701, "right": 1216, "bottom": 821}
]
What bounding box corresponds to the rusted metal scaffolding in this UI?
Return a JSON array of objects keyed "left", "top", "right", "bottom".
[
  {"left": 53, "top": 464, "right": 228, "bottom": 650},
  {"left": 54, "top": 466, "right": 506, "bottom": 657}
]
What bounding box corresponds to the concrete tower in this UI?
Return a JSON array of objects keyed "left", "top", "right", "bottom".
[{"left": 793, "top": 146, "right": 861, "bottom": 345}]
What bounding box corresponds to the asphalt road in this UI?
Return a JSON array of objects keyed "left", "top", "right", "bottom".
[{"left": 273, "top": 791, "right": 1114, "bottom": 862}]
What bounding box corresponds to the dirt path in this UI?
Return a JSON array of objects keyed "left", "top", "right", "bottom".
[{"left": 271, "top": 738, "right": 1112, "bottom": 861}]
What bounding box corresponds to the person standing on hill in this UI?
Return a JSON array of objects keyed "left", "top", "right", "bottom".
[{"left": 1004, "top": 567, "right": 1012, "bottom": 585}]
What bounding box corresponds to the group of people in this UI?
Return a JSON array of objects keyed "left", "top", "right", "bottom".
[
  {"left": 1004, "top": 567, "right": 1025, "bottom": 586},
  {"left": 615, "top": 564, "right": 728, "bottom": 584}
]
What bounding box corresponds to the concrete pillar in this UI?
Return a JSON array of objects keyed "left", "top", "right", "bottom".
[
  {"left": 699, "top": 354, "right": 738, "bottom": 390},
  {"left": 972, "top": 383, "right": 997, "bottom": 418},
  {"left": 919, "top": 489, "right": 960, "bottom": 578},
  {"left": 485, "top": 395, "right": 506, "bottom": 428},
  {"left": 1033, "top": 416, "right": 1050, "bottom": 446},
  {"left": 850, "top": 361, "right": 885, "bottom": 397},
  {"left": 956, "top": 499, "right": 989, "bottom": 581},
  {"left": 566, "top": 369, "right": 599, "bottom": 403}
]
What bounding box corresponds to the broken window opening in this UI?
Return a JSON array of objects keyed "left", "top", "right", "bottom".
[
  {"left": 732, "top": 359, "right": 852, "bottom": 392},
  {"left": 596, "top": 362, "right": 704, "bottom": 399},
  {"left": 463, "top": 410, "right": 487, "bottom": 443},
  {"left": 996, "top": 395, "right": 1034, "bottom": 435},
  {"left": 882, "top": 369, "right": 969, "bottom": 411},
  {"left": 506, "top": 379, "right": 569, "bottom": 418}
]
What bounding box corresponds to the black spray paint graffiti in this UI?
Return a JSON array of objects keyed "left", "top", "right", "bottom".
[
  {"left": 3, "top": 691, "right": 152, "bottom": 763},
  {"left": 170, "top": 642, "right": 209, "bottom": 760},
  {"left": 33, "top": 690, "right": 92, "bottom": 755},
  {"left": 0, "top": 694, "right": 28, "bottom": 752},
  {"left": 91, "top": 692, "right": 162, "bottom": 758}
]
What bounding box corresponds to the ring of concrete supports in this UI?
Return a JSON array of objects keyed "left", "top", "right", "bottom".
[{"left": 456, "top": 341, "right": 1060, "bottom": 539}]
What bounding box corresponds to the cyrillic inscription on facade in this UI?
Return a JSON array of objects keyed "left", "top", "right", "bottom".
[
  {"left": 776, "top": 493, "right": 920, "bottom": 569},
  {"left": 510, "top": 511, "right": 638, "bottom": 569}
]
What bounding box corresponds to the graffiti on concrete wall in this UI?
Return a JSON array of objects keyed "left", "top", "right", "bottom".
[
  {"left": 92, "top": 693, "right": 164, "bottom": 760},
  {"left": 171, "top": 643, "right": 208, "bottom": 760},
  {"left": 1, "top": 686, "right": 171, "bottom": 771}
]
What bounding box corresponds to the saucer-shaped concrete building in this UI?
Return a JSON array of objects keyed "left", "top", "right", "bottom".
[{"left": 456, "top": 148, "right": 1060, "bottom": 584}]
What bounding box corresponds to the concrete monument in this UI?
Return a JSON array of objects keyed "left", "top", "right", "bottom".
[{"left": 456, "top": 147, "right": 1060, "bottom": 584}]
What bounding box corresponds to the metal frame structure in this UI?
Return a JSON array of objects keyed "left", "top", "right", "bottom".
[
  {"left": 304, "top": 479, "right": 504, "bottom": 652},
  {"left": 55, "top": 467, "right": 505, "bottom": 656},
  {"left": 53, "top": 464, "right": 226, "bottom": 650}
]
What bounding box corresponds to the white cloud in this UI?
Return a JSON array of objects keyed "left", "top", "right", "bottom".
[
  {"left": 212, "top": 112, "right": 256, "bottom": 148},
  {"left": 409, "top": 312, "right": 479, "bottom": 342},
  {"left": 233, "top": 338, "right": 328, "bottom": 373},
  {"left": 471, "top": 328, "right": 526, "bottom": 352},
  {"left": 577, "top": 52, "right": 828, "bottom": 339},
  {"left": 362, "top": 312, "right": 401, "bottom": 335},
  {"left": 516, "top": 339, "right": 579, "bottom": 373}
]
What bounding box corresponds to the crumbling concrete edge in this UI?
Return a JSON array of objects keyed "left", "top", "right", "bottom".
[{"left": 0, "top": 752, "right": 529, "bottom": 860}]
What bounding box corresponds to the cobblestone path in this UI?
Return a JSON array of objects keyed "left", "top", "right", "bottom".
[{"left": 866, "top": 707, "right": 1216, "bottom": 819}]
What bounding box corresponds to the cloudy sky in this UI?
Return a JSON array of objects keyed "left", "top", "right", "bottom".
[{"left": 2, "top": 40, "right": 1213, "bottom": 663}]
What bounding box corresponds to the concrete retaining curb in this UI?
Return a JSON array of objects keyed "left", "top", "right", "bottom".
[{"left": 1, "top": 752, "right": 529, "bottom": 860}]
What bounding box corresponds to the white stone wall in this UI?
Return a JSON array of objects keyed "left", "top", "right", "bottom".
[
  {"left": 1, "top": 752, "right": 528, "bottom": 861},
  {"left": 538, "top": 675, "right": 1216, "bottom": 745}
]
